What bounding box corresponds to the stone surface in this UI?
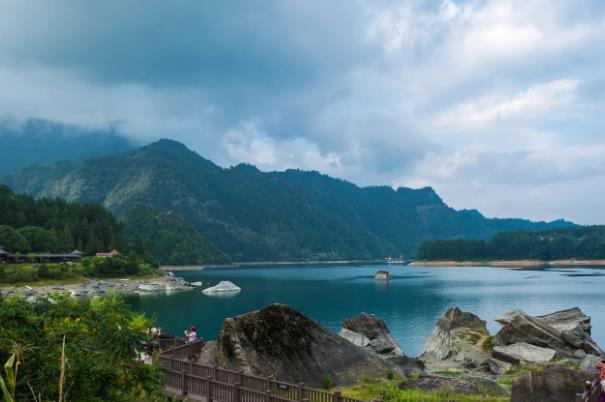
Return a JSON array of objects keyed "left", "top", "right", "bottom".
[
  {"left": 492, "top": 342, "right": 556, "bottom": 364},
  {"left": 399, "top": 375, "right": 508, "bottom": 396},
  {"left": 210, "top": 303, "right": 391, "bottom": 386},
  {"left": 579, "top": 354, "right": 602, "bottom": 374},
  {"left": 338, "top": 327, "right": 371, "bottom": 348},
  {"left": 341, "top": 312, "right": 405, "bottom": 357},
  {"left": 480, "top": 358, "right": 512, "bottom": 375},
  {"left": 510, "top": 364, "right": 595, "bottom": 402},
  {"left": 422, "top": 307, "right": 487, "bottom": 360},
  {"left": 574, "top": 349, "right": 587, "bottom": 359},
  {"left": 494, "top": 308, "right": 604, "bottom": 358}
]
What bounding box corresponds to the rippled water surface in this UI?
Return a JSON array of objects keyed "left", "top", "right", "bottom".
[{"left": 124, "top": 264, "right": 605, "bottom": 356}]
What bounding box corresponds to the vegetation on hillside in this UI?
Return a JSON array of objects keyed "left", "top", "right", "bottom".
[
  {"left": 1, "top": 139, "right": 574, "bottom": 262},
  {"left": 417, "top": 226, "right": 605, "bottom": 260},
  {"left": 0, "top": 185, "right": 123, "bottom": 254},
  {"left": 0, "top": 293, "right": 164, "bottom": 401}
]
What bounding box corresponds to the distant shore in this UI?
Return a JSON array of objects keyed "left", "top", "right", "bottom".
[
  {"left": 160, "top": 260, "right": 385, "bottom": 271},
  {"left": 410, "top": 259, "right": 605, "bottom": 267}
]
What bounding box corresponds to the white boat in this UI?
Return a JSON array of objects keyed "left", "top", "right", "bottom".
[
  {"left": 202, "top": 281, "right": 241, "bottom": 294},
  {"left": 190, "top": 281, "right": 203, "bottom": 286},
  {"left": 138, "top": 283, "right": 161, "bottom": 292}
]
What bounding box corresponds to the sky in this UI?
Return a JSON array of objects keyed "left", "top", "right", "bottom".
[{"left": 0, "top": 0, "right": 604, "bottom": 224}]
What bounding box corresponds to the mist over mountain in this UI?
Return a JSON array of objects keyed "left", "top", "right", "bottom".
[
  {"left": 0, "top": 119, "right": 134, "bottom": 174},
  {"left": 2, "top": 139, "right": 574, "bottom": 262}
]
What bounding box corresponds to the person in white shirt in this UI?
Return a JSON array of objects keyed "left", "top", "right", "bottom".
[{"left": 184, "top": 325, "right": 197, "bottom": 343}]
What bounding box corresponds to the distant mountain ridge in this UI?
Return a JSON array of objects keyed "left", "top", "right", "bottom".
[
  {"left": 0, "top": 118, "right": 134, "bottom": 174},
  {"left": 1, "top": 139, "right": 574, "bottom": 262}
]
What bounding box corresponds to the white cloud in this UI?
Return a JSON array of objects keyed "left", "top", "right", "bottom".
[{"left": 433, "top": 79, "right": 579, "bottom": 130}]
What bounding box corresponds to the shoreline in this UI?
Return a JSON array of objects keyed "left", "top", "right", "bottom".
[
  {"left": 410, "top": 259, "right": 605, "bottom": 267},
  {"left": 160, "top": 260, "right": 386, "bottom": 271},
  {"left": 0, "top": 274, "right": 193, "bottom": 299}
]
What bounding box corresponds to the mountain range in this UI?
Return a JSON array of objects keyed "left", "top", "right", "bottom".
[{"left": 1, "top": 139, "right": 574, "bottom": 263}]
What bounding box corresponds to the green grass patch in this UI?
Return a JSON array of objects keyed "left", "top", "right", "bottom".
[{"left": 339, "top": 376, "right": 508, "bottom": 402}]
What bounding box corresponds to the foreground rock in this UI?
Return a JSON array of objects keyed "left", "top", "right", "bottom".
[
  {"left": 204, "top": 304, "right": 392, "bottom": 386},
  {"left": 340, "top": 313, "right": 404, "bottom": 357},
  {"left": 399, "top": 374, "right": 507, "bottom": 396},
  {"left": 492, "top": 342, "right": 556, "bottom": 364},
  {"left": 510, "top": 364, "right": 595, "bottom": 402},
  {"left": 495, "top": 308, "right": 604, "bottom": 358},
  {"left": 422, "top": 307, "right": 488, "bottom": 360}
]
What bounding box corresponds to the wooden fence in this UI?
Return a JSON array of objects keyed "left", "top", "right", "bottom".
[{"left": 159, "top": 342, "right": 364, "bottom": 402}]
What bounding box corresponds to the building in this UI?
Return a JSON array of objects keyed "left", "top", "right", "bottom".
[
  {"left": 0, "top": 247, "right": 84, "bottom": 264},
  {"left": 0, "top": 247, "right": 9, "bottom": 263},
  {"left": 95, "top": 249, "right": 120, "bottom": 258}
]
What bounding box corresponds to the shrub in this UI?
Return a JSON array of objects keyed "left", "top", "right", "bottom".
[
  {"left": 386, "top": 369, "right": 394, "bottom": 380},
  {"left": 321, "top": 375, "right": 333, "bottom": 390}
]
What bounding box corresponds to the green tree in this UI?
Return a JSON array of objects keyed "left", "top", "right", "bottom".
[
  {"left": 17, "top": 226, "right": 59, "bottom": 252},
  {"left": 0, "top": 225, "right": 30, "bottom": 253}
]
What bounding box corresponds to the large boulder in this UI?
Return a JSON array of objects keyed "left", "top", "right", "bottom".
[
  {"left": 580, "top": 354, "right": 602, "bottom": 374},
  {"left": 492, "top": 342, "right": 556, "bottom": 364},
  {"left": 422, "top": 307, "right": 488, "bottom": 360},
  {"left": 510, "top": 365, "right": 595, "bottom": 402},
  {"left": 480, "top": 358, "right": 512, "bottom": 375},
  {"left": 341, "top": 313, "right": 405, "bottom": 357},
  {"left": 399, "top": 374, "right": 507, "bottom": 396},
  {"left": 495, "top": 308, "right": 604, "bottom": 358},
  {"left": 210, "top": 304, "right": 391, "bottom": 386}
]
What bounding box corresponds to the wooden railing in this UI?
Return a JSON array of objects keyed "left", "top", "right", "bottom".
[
  {"left": 159, "top": 343, "right": 364, "bottom": 402},
  {"left": 158, "top": 337, "right": 188, "bottom": 351}
]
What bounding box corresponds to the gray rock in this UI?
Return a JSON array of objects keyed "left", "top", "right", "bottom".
[
  {"left": 480, "top": 358, "right": 512, "bottom": 375},
  {"left": 399, "top": 375, "right": 507, "bottom": 396},
  {"left": 574, "top": 349, "right": 587, "bottom": 359},
  {"left": 494, "top": 308, "right": 604, "bottom": 358},
  {"left": 510, "top": 364, "right": 593, "bottom": 402},
  {"left": 579, "top": 354, "right": 601, "bottom": 374},
  {"left": 342, "top": 312, "right": 405, "bottom": 357},
  {"left": 422, "top": 307, "right": 487, "bottom": 360},
  {"left": 213, "top": 303, "right": 390, "bottom": 387},
  {"left": 339, "top": 327, "right": 371, "bottom": 348},
  {"left": 492, "top": 342, "right": 556, "bottom": 364},
  {"left": 197, "top": 340, "right": 217, "bottom": 366}
]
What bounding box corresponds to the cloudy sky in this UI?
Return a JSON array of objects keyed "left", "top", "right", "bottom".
[{"left": 1, "top": 0, "right": 604, "bottom": 224}]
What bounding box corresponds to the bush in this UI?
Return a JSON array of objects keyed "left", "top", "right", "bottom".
[
  {"left": 321, "top": 375, "right": 333, "bottom": 390},
  {"left": 386, "top": 369, "right": 394, "bottom": 380}
]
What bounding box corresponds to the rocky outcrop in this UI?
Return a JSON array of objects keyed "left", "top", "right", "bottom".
[
  {"left": 494, "top": 308, "right": 604, "bottom": 358},
  {"left": 422, "top": 307, "right": 488, "bottom": 360},
  {"left": 480, "top": 358, "right": 512, "bottom": 375},
  {"left": 399, "top": 375, "right": 507, "bottom": 396},
  {"left": 492, "top": 342, "right": 556, "bottom": 364},
  {"left": 208, "top": 304, "right": 391, "bottom": 386},
  {"left": 579, "top": 354, "right": 601, "bottom": 374},
  {"left": 341, "top": 313, "right": 404, "bottom": 357},
  {"left": 510, "top": 365, "right": 595, "bottom": 402}
]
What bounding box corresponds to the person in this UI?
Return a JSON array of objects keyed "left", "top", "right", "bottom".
[
  {"left": 184, "top": 325, "right": 197, "bottom": 343},
  {"left": 597, "top": 359, "right": 605, "bottom": 402},
  {"left": 581, "top": 380, "right": 594, "bottom": 402}
]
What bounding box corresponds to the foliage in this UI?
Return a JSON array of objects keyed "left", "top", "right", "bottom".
[
  {"left": 0, "top": 255, "right": 157, "bottom": 284},
  {"left": 1, "top": 139, "right": 574, "bottom": 262},
  {"left": 0, "top": 185, "right": 124, "bottom": 253},
  {"left": 340, "top": 376, "right": 508, "bottom": 402},
  {"left": 124, "top": 206, "right": 229, "bottom": 265},
  {"left": 0, "top": 293, "right": 165, "bottom": 401},
  {"left": 418, "top": 226, "right": 605, "bottom": 260},
  {"left": 321, "top": 375, "right": 333, "bottom": 390}
]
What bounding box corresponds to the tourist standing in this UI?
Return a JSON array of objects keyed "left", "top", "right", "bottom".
[{"left": 185, "top": 325, "right": 197, "bottom": 342}]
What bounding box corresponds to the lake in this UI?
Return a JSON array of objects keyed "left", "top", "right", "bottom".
[{"left": 124, "top": 264, "right": 605, "bottom": 357}]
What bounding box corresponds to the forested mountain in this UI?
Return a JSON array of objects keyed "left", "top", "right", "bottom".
[
  {"left": 418, "top": 226, "right": 605, "bottom": 260},
  {"left": 2, "top": 139, "right": 574, "bottom": 261},
  {"left": 0, "top": 185, "right": 123, "bottom": 254},
  {"left": 0, "top": 118, "right": 134, "bottom": 173}
]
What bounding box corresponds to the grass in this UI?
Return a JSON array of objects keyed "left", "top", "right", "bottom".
[{"left": 339, "top": 375, "right": 508, "bottom": 402}]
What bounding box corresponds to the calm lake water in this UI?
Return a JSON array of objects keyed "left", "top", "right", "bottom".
[{"left": 124, "top": 264, "right": 605, "bottom": 357}]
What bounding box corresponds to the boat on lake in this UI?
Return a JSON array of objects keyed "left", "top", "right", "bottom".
[
  {"left": 202, "top": 281, "right": 241, "bottom": 294},
  {"left": 374, "top": 270, "right": 391, "bottom": 281}
]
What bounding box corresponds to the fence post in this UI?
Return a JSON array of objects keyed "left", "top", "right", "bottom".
[
  {"left": 265, "top": 389, "right": 272, "bottom": 402},
  {"left": 170, "top": 356, "right": 174, "bottom": 370},
  {"left": 212, "top": 365, "right": 217, "bottom": 380},
  {"left": 298, "top": 383, "right": 305, "bottom": 401},
  {"left": 207, "top": 376, "right": 214, "bottom": 402},
  {"left": 334, "top": 390, "right": 341, "bottom": 402},
  {"left": 181, "top": 371, "right": 188, "bottom": 397},
  {"left": 234, "top": 382, "right": 241, "bottom": 402},
  {"left": 189, "top": 361, "right": 194, "bottom": 375}
]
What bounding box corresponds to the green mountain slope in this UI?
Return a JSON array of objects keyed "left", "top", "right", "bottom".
[{"left": 2, "top": 139, "right": 574, "bottom": 261}]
